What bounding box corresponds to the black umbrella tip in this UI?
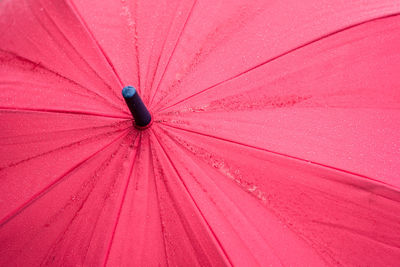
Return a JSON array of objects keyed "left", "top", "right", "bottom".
[
  {"left": 122, "top": 85, "right": 152, "bottom": 129},
  {"left": 122, "top": 85, "right": 136, "bottom": 99}
]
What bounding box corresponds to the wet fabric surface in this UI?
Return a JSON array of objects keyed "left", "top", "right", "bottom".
[{"left": 1, "top": 0, "right": 400, "bottom": 266}]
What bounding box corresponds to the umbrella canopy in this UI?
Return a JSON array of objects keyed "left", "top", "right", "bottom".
[{"left": 1, "top": 0, "right": 400, "bottom": 266}]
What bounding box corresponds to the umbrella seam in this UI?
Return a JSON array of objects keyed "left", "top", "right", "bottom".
[
  {"left": 66, "top": 0, "right": 124, "bottom": 89},
  {"left": 0, "top": 49, "right": 128, "bottom": 114},
  {"left": 0, "top": 126, "right": 131, "bottom": 171},
  {"left": 0, "top": 129, "right": 130, "bottom": 228},
  {"left": 39, "top": 138, "right": 128, "bottom": 266},
  {"left": 0, "top": 120, "right": 131, "bottom": 141},
  {"left": 145, "top": 1, "right": 182, "bottom": 104},
  {"left": 148, "top": 132, "right": 171, "bottom": 267},
  {"left": 157, "top": 12, "right": 400, "bottom": 113},
  {"left": 29, "top": 1, "right": 123, "bottom": 105},
  {"left": 102, "top": 132, "right": 141, "bottom": 267},
  {"left": 151, "top": 128, "right": 234, "bottom": 267},
  {"left": 160, "top": 123, "right": 400, "bottom": 193},
  {"left": 148, "top": 0, "right": 198, "bottom": 108},
  {"left": 0, "top": 106, "right": 131, "bottom": 119},
  {"left": 158, "top": 126, "right": 286, "bottom": 266}
]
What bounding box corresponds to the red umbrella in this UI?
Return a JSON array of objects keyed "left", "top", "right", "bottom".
[{"left": 1, "top": 0, "right": 400, "bottom": 266}]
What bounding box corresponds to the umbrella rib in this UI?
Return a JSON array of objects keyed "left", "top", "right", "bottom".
[
  {"left": 151, "top": 128, "right": 234, "bottom": 266},
  {"left": 156, "top": 12, "right": 400, "bottom": 113},
  {"left": 0, "top": 129, "right": 130, "bottom": 228},
  {"left": 148, "top": 0, "right": 197, "bottom": 108},
  {"left": 102, "top": 132, "right": 141, "bottom": 267},
  {"left": 159, "top": 123, "right": 400, "bottom": 191},
  {"left": 0, "top": 106, "right": 130, "bottom": 119}
]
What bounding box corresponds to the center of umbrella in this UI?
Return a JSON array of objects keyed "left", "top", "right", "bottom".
[{"left": 122, "top": 86, "right": 152, "bottom": 129}]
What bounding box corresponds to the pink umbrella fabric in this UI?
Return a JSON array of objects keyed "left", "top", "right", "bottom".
[{"left": 1, "top": 0, "right": 400, "bottom": 266}]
